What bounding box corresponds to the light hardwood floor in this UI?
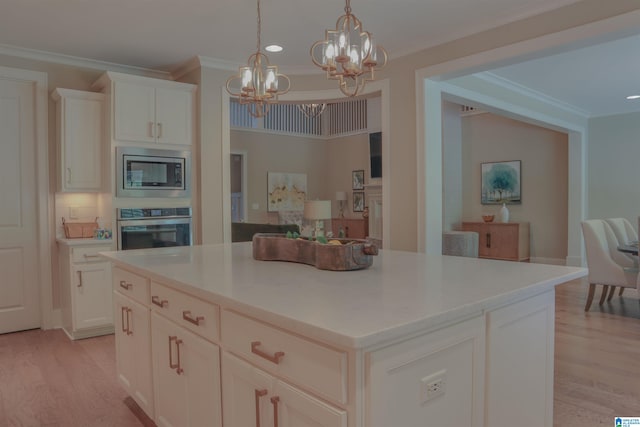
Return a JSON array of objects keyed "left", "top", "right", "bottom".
[{"left": 0, "top": 278, "right": 638, "bottom": 426}]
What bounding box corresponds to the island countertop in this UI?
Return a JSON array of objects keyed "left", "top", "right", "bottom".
[{"left": 101, "top": 242, "right": 586, "bottom": 349}]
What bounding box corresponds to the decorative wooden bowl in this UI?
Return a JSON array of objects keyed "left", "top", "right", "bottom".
[
  {"left": 252, "top": 233, "right": 378, "bottom": 271},
  {"left": 482, "top": 215, "right": 495, "bottom": 223}
]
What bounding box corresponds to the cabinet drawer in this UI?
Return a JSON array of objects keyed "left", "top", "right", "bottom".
[
  {"left": 221, "top": 310, "right": 348, "bottom": 405},
  {"left": 150, "top": 282, "right": 219, "bottom": 343},
  {"left": 113, "top": 266, "right": 149, "bottom": 305},
  {"left": 72, "top": 245, "right": 112, "bottom": 263}
]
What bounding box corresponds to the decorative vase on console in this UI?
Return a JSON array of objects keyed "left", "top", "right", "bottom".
[{"left": 499, "top": 203, "right": 509, "bottom": 223}]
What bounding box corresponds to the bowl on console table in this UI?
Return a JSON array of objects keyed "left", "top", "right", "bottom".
[
  {"left": 482, "top": 214, "right": 495, "bottom": 223},
  {"left": 252, "top": 233, "right": 378, "bottom": 271}
]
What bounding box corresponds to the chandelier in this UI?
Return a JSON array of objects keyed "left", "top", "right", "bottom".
[
  {"left": 226, "top": 0, "right": 290, "bottom": 118},
  {"left": 297, "top": 103, "right": 326, "bottom": 118},
  {"left": 310, "top": 0, "right": 387, "bottom": 97}
]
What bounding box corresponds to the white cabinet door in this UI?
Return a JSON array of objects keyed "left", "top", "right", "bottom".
[
  {"left": 151, "top": 312, "right": 222, "bottom": 427},
  {"left": 72, "top": 261, "right": 112, "bottom": 330},
  {"left": 273, "top": 381, "right": 347, "bottom": 427},
  {"left": 222, "top": 352, "right": 346, "bottom": 427},
  {"left": 114, "top": 292, "right": 154, "bottom": 418},
  {"left": 114, "top": 81, "right": 156, "bottom": 143},
  {"left": 155, "top": 87, "right": 192, "bottom": 145},
  {"left": 52, "top": 88, "right": 104, "bottom": 192},
  {"left": 221, "top": 351, "right": 274, "bottom": 427}
]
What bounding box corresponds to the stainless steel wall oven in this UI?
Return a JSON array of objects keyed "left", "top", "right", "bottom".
[{"left": 117, "top": 207, "right": 192, "bottom": 250}]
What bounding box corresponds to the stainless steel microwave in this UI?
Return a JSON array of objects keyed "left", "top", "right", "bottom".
[{"left": 116, "top": 147, "right": 191, "bottom": 198}]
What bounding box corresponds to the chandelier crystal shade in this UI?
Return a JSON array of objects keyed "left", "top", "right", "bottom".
[
  {"left": 226, "top": 0, "right": 290, "bottom": 118},
  {"left": 310, "top": 0, "right": 387, "bottom": 97}
]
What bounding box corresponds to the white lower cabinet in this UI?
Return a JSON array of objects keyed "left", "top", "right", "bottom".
[
  {"left": 151, "top": 311, "right": 222, "bottom": 427},
  {"left": 58, "top": 242, "right": 114, "bottom": 339},
  {"left": 114, "top": 291, "right": 154, "bottom": 418},
  {"left": 222, "top": 352, "right": 347, "bottom": 427}
]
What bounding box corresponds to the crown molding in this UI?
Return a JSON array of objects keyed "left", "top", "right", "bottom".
[
  {"left": 0, "top": 43, "right": 170, "bottom": 79},
  {"left": 476, "top": 71, "right": 591, "bottom": 118},
  {"left": 195, "top": 55, "right": 240, "bottom": 72}
]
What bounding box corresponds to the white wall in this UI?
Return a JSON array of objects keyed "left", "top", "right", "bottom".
[
  {"left": 442, "top": 101, "right": 463, "bottom": 231},
  {"left": 588, "top": 111, "right": 640, "bottom": 226},
  {"left": 461, "top": 112, "right": 569, "bottom": 262}
]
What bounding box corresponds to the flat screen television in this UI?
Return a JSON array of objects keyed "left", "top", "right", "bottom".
[{"left": 369, "top": 132, "right": 382, "bottom": 179}]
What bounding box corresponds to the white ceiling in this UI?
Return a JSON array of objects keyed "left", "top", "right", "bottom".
[
  {"left": 488, "top": 33, "right": 640, "bottom": 118},
  {"left": 1, "top": 0, "right": 638, "bottom": 117}
]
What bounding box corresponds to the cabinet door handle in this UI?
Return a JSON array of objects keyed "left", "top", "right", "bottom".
[
  {"left": 119, "top": 280, "right": 132, "bottom": 290},
  {"left": 270, "top": 396, "right": 280, "bottom": 427},
  {"left": 169, "top": 336, "right": 184, "bottom": 375},
  {"left": 66, "top": 167, "right": 72, "bottom": 184},
  {"left": 121, "top": 307, "right": 128, "bottom": 333},
  {"left": 151, "top": 295, "right": 168, "bottom": 308},
  {"left": 182, "top": 310, "right": 204, "bottom": 326},
  {"left": 77, "top": 271, "right": 83, "bottom": 287},
  {"left": 126, "top": 308, "right": 133, "bottom": 335},
  {"left": 486, "top": 233, "right": 491, "bottom": 248},
  {"left": 254, "top": 389, "right": 267, "bottom": 427},
  {"left": 157, "top": 122, "right": 163, "bottom": 139},
  {"left": 83, "top": 254, "right": 101, "bottom": 259},
  {"left": 251, "top": 341, "right": 285, "bottom": 365},
  {"left": 148, "top": 121, "right": 155, "bottom": 138}
]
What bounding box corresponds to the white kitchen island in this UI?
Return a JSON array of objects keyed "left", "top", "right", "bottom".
[{"left": 102, "top": 242, "right": 586, "bottom": 427}]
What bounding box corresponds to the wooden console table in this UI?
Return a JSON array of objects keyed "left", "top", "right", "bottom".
[{"left": 461, "top": 222, "right": 530, "bottom": 261}]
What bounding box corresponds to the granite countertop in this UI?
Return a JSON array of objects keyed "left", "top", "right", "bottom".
[{"left": 101, "top": 243, "right": 586, "bottom": 348}]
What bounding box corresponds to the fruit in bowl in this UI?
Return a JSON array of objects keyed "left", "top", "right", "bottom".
[{"left": 482, "top": 214, "right": 495, "bottom": 223}]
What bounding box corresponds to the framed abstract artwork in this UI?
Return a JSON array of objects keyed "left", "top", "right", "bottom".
[
  {"left": 481, "top": 160, "right": 521, "bottom": 204},
  {"left": 352, "top": 170, "right": 364, "bottom": 190},
  {"left": 353, "top": 191, "right": 365, "bottom": 212},
  {"left": 267, "top": 172, "right": 307, "bottom": 212}
]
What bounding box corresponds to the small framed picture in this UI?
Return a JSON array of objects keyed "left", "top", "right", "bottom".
[
  {"left": 352, "top": 170, "right": 364, "bottom": 190},
  {"left": 353, "top": 191, "right": 365, "bottom": 212}
]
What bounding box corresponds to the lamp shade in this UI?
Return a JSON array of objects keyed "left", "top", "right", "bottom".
[
  {"left": 304, "top": 200, "right": 332, "bottom": 220},
  {"left": 335, "top": 191, "right": 347, "bottom": 201}
]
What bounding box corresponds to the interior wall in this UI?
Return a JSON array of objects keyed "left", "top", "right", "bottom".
[
  {"left": 442, "top": 101, "right": 463, "bottom": 231},
  {"left": 230, "top": 130, "right": 328, "bottom": 223},
  {"left": 325, "top": 133, "right": 369, "bottom": 219},
  {"left": 461, "top": 112, "right": 568, "bottom": 262},
  {"left": 588, "top": 111, "right": 640, "bottom": 226}
]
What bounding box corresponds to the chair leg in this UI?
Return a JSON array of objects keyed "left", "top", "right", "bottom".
[
  {"left": 607, "top": 286, "right": 616, "bottom": 302},
  {"left": 620, "top": 287, "right": 625, "bottom": 296},
  {"left": 585, "top": 283, "right": 596, "bottom": 311},
  {"left": 599, "top": 285, "right": 609, "bottom": 305}
]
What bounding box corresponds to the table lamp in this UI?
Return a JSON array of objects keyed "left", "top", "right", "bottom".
[
  {"left": 335, "top": 191, "right": 347, "bottom": 218},
  {"left": 304, "top": 200, "right": 331, "bottom": 239}
]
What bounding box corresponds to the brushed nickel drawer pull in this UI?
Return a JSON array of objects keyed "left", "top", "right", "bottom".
[
  {"left": 83, "top": 254, "right": 101, "bottom": 259},
  {"left": 119, "top": 280, "right": 132, "bottom": 290},
  {"left": 151, "top": 295, "right": 168, "bottom": 308},
  {"left": 270, "top": 396, "right": 280, "bottom": 427},
  {"left": 251, "top": 341, "right": 284, "bottom": 365},
  {"left": 77, "top": 271, "right": 83, "bottom": 287},
  {"left": 254, "top": 389, "right": 267, "bottom": 427},
  {"left": 157, "top": 122, "right": 163, "bottom": 139},
  {"left": 182, "top": 310, "right": 204, "bottom": 326},
  {"left": 169, "top": 336, "right": 184, "bottom": 375},
  {"left": 149, "top": 121, "right": 155, "bottom": 138}
]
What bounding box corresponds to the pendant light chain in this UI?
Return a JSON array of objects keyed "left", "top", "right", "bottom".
[
  {"left": 256, "top": 0, "right": 261, "bottom": 52},
  {"left": 344, "top": 0, "right": 351, "bottom": 15}
]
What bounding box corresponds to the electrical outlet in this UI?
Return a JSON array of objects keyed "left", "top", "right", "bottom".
[
  {"left": 420, "top": 370, "right": 446, "bottom": 404},
  {"left": 69, "top": 206, "right": 80, "bottom": 220}
]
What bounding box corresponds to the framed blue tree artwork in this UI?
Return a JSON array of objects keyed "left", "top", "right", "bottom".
[{"left": 481, "top": 160, "right": 521, "bottom": 204}]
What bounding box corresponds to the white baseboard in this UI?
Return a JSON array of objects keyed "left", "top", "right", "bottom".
[{"left": 530, "top": 257, "right": 567, "bottom": 266}]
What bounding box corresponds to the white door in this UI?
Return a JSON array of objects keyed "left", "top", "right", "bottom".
[
  {"left": 114, "top": 81, "right": 156, "bottom": 143},
  {"left": 0, "top": 76, "right": 41, "bottom": 333},
  {"left": 155, "top": 87, "right": 192, "bottom": 145}
]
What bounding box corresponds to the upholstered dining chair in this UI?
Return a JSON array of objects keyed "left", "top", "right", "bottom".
[
  {"left": 603, "top": 217, "right": 638, "bottom": 298},
  {"left": 581, "top": 220, "right": 638, "bottom": 311}
]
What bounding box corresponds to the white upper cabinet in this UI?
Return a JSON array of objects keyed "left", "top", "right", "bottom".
[
  {"left": 94, "top": 71, "right": 195, "bottom": 146},
  {"left": 52, "top": 88, "right": 104, "bottom": 192}
]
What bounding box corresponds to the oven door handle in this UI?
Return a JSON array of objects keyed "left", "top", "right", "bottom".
[{"left": 117, "top": 218, "right": 192, "bottom": 227}]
